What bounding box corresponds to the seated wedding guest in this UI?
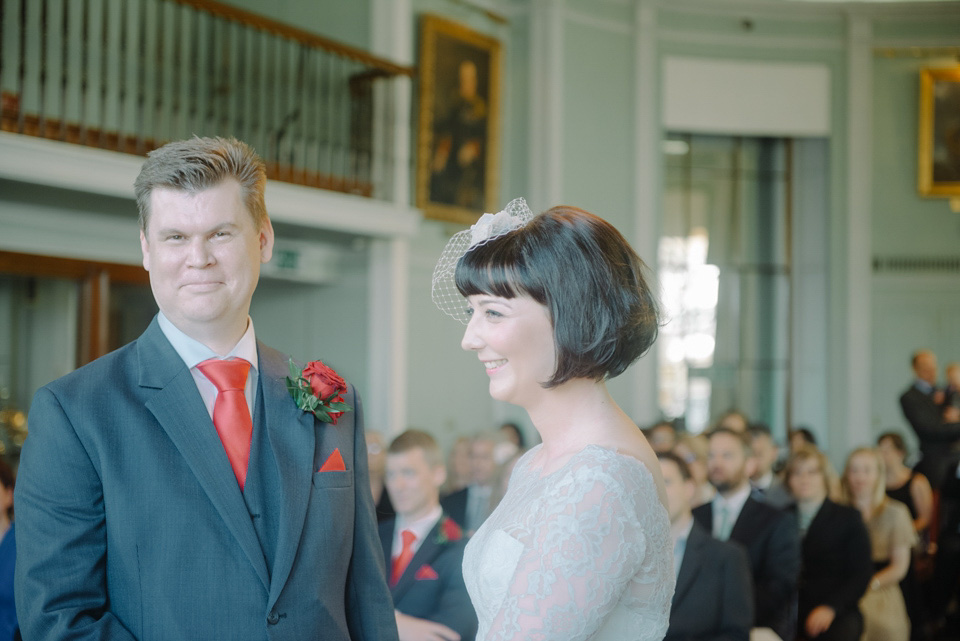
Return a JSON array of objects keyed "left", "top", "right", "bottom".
[
  {"left": 660, "top": 452, "right": 753, "bottom": 641},
  {"left": 674, "top": 433, "right": 715, "bottom": 507},
  {"left": 789, "top": 427, "right": 819, "bottom": 455},
  {"left": 498, "top": 422, "right": 526, "bottom": 451},
  {"left": 714, "top": 410, "right": 750, "bottom": 433},
  {"left": 368, "top": 431, "right": 396, "bottom": 522},
  {"left": 443, "top": 436, "right": 473, "bottom": 495},
  {"left": 649, "top": 421, "right": 679, "bottom": 454},
  {"left": 0, "top": 460, "right": 15, "bottom": 641},
  {"left": 693, "top": 427, "right": 800, "bottom": 641},
  {"left": 750, "top": 424, "right": 793, "bottom": 510},
  {"left": 381, "top": 430, "right": 477, "bottom": 641},
  {"left": 877, "top": 432, "right": 933, "bottom": 641},
  {"left": 786, "top": 446, "right": 872, "bottom": 641},
  {"left": 841, "top": 448, "right": 916, "bottom": 641},
  {"left": 441, "top": 432, "right": 499, "bottom": 534}
]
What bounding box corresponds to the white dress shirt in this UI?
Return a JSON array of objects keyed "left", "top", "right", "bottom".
[
  {"left": 392, "top": 505, "right": 443, "bottom": 558},
  {"left": 157, "top": 312, "right": 259, "bottom": 420}
]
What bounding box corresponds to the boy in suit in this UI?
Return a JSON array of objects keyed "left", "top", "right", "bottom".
[
  {"left": 15, "top": 137, "right": 398, "bottom": 640},
  {"left": 381, "top": 430, "right": 477, "bottom": 641}
]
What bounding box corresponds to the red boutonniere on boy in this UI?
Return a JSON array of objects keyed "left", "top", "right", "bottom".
[
  {"left": 286, "top": 359, "right": 352, "bottom": 424},
  {"left": 436, "top": 516, "right": 463, "bottom": 544}
]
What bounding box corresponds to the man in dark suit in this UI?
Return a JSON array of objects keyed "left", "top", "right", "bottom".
[
  {"left": 694, "top": 428, "right": 801, "bottom": 641},
  {"left": 14, "top": 137, "right": 398, "bottom": 640},
  {"left": 899, "top": 349, "right": 960, "bottom": 488},
  {"left": 441, "top": 433, "right": 498, "bottom": 533},
  {"left": 659, "top": 452, "right": 753, "bottom": 641},
  {"left": 381, "top": 430, "right": 477, "bottom": 641}
]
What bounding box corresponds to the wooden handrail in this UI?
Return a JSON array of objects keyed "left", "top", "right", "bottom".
[{"left": 172, "top": 0, "right": 415, "bottom": 77}]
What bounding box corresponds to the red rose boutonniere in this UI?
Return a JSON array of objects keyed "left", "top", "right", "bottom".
[
  {"left": 436, "top": 516, "right": 463, "bottom": 544},
  {"left": 286, "top": 359, "right": 352, "bottom": 424}
]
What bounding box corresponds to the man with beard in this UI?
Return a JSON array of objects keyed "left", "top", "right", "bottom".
[{"left": 694, "top": 428, "right": 800, "bottom": 641}]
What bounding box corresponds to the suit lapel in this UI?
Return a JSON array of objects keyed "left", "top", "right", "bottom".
[
  {"left": 138, "top": 319, "right": 269, "bottom": 590},
  {"left": 259, "top": 344, "right": 316, "bottom": 606},
  {"left": 673, "top": 522, "right": 707, "bottom": 606},
  {"left": 391, "top": 518, "right": 446, "bottom": 601},
  {"left": 729, "top": 498, "right": 760, "bottom": 544}
]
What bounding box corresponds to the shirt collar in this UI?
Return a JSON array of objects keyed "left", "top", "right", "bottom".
[
  {"left": 714, "top": 482, "right": 752, "bottom": 515},
  {"left": 157, "top": 312, "right": 259, "bottom": 371},
  {"left": 396, "top": 505, "right": 443, "bottom": 543},
  {"left": 914, "top": 379, "right": 934, "bottom": 394}
]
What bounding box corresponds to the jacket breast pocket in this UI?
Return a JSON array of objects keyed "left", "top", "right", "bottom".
[{"left": 312, "top": 470, "right": 352, "bottom": 489}]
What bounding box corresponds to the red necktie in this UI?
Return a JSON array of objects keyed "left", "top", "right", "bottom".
[
  {"left": 391, "top": 529, "right": 416, "bottom": 586},
  {"left": 197, "top": 358, "right": 253, "bottom": 490}
]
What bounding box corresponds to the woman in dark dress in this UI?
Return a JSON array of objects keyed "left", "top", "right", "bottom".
[{"left": 877, "top": 433, "right": 934, "bottom": 641}]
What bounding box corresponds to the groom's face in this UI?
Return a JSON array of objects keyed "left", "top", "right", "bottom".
[{"left": 140, "top": 179, "right": 274, "bottom": 342}]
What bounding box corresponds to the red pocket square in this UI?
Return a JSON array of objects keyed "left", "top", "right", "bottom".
[
  {"left": 414, "top": 564, "right": 439, "bottom": 580},
  {"left": 318, "top": 448, "right": 346, "bottom": 472}
]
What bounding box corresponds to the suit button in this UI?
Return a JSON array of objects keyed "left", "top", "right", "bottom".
[{"left": 267, "top": 611, "right": 280, "bottom": 625}]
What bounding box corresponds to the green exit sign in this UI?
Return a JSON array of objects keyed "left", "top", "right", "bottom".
[{"left": 274, "top": 249, "right": 299, "bottom": 270}]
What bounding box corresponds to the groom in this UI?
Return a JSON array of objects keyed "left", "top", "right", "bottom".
[{"left": 14, "top": 137, "right": 399, "bottom": 640}]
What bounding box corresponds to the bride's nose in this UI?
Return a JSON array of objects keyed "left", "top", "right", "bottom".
[{"left": 461, "top": 316, "right": 483, "bottom": 352}]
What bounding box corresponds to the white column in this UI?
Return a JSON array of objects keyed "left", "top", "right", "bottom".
[
  {"left": 629, "top": 0, "right": 660, "bottom": 425},
  {"left": 367, "top": 238, "right": 410, "bottom": 437},
  {"left": 368, "top": 0, "right": 414, "bottom": 436},
  {"left": 843, "top": 13, "right": 873, "bottom": 449},
  {"left": 528, "top": 0, "right": 565, "bottom": 208}
]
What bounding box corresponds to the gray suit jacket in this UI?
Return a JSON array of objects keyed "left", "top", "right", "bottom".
[{"left": 15, "top": 317, "right": 399, "bottom": 640}]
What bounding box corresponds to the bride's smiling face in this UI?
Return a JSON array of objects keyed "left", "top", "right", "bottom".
[{"left": 461, "top": 293, "right": 557, "bottom": 406}]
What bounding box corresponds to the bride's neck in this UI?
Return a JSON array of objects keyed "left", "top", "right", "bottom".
[{"left": 525, "top": 379, "right": 625, "bottom": 456}]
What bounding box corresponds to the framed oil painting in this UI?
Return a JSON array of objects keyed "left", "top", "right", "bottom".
[
  {"left": 416, "top": 14, "right": 501, "bottom": 225},
  {"left": 918, "top": 66, "right": 960, "bottom": 198}
]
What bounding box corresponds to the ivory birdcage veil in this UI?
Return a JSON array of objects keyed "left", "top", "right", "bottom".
[{"left": 431, "top": 197, "right": 534, "bottom": 324}]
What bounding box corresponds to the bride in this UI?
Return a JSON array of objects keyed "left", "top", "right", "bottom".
[{"left": 432, "top": 199, "right": 674, "bottom": 640}]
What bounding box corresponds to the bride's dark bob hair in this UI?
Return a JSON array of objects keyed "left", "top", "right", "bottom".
[{"left": 455, "top": 205, "right": 661, "bottom": 388}]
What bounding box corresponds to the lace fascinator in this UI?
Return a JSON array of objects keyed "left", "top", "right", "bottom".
[{"left": 431, "top": 197, "right": 534, "bottom": 323}]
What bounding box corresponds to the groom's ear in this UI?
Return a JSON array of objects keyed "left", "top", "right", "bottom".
[
  {"left": 259, "top": 219, "right": 275, "bottom": 264},
  {"left": 140, "top": 230, "right": 151, "bottom": 272}
]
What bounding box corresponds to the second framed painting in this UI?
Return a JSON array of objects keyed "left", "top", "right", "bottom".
[{"left": 416, "top": 14, "right": 501, "bottom": 225}]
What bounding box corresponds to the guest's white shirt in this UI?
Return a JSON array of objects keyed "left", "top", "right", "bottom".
[
  {"left": 392, "top": 504, "right": 443, "bottom": 557},
  {"left": 157, "top": 312, "right": 259, "bottom": 420},
  {"left": 711, "top": 483, "right": 752, "bottom": 538}
]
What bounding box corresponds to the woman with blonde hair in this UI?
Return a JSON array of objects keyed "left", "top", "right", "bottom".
[
  {"left": 785, "top": 446, "right": 872, "bottom": 641},
  {"left": 840, "top": 447, "right": 915, "bottom": 641}
]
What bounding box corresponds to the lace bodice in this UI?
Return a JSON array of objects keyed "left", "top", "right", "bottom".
[{"left": 462, "top": 444, "right": 675, "bottom": 641}]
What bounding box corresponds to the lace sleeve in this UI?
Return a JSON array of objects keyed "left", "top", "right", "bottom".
[{"left": 483, "top": 461, "right": 669, "bottom": 641}]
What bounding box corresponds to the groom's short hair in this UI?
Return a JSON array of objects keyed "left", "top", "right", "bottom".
[
  {"left": 455, "top": 205, "right": 661, "bottom": 387},
  {"left": 388, "top": 429, "right": 444, "bottom": 467},
  {"left": 134, "top": 136, "right": 268, "bottom": 232}
]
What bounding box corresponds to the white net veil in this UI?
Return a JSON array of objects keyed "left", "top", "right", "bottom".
[{"left": 431, "top": 197, "right": 535, "bottom": 324}]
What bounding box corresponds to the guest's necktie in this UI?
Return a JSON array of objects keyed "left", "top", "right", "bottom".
[
  {"left": 391, "top": 529, "right": 416, "bottom": 586},
  {"left": 197, "top": 358, "right": 253, "bottom": 490},
  {"left": 718, "top": 505, "right": 733, "bottom": 540}
]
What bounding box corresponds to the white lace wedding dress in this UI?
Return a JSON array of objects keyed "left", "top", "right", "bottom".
[{"left": 462, "top": 444, "right": 674, "bottom": 641}]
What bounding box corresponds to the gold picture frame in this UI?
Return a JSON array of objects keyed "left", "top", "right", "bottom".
[
  {"left": 918, "top": 66, "right": 960, "bottom": 198},
  {"left": 416, "top": 14, "right": 501, "bottom": 225}
]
